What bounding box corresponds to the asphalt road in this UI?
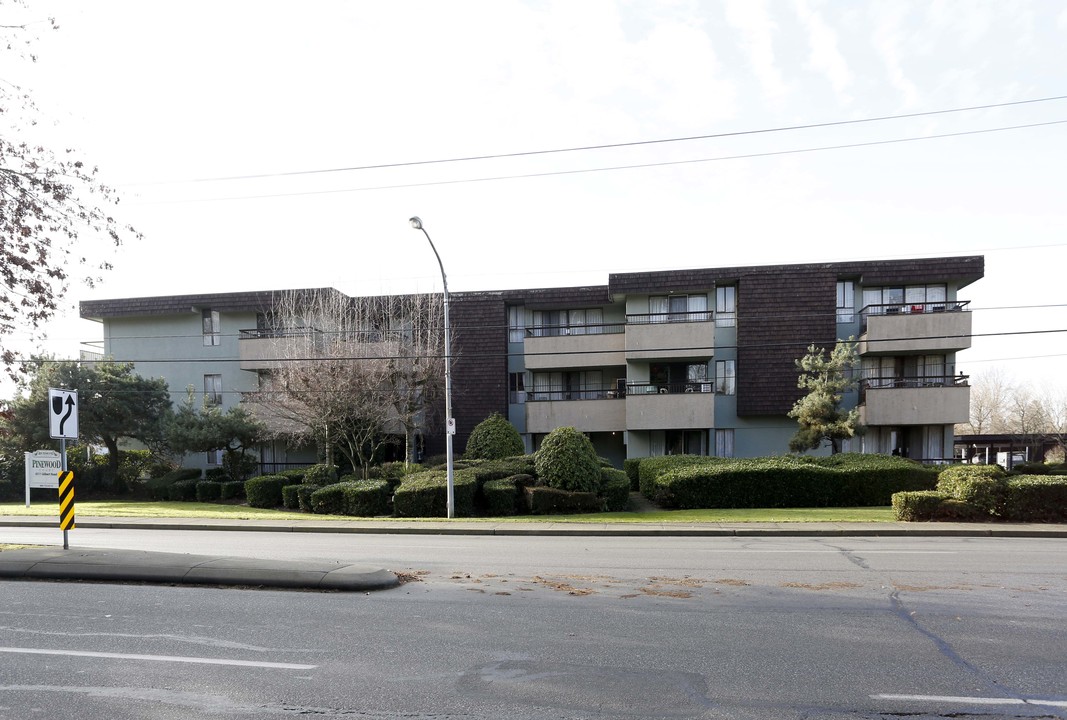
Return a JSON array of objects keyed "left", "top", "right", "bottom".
[{"left": 1, "top": 530, "right": 1065, "bottom": 719}]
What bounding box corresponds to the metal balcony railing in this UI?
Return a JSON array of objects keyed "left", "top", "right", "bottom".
[
  {"left": 625, "top": 381, "right": 715, "bottom": 395},
  {"left": 859, "top": 300, "right": 970, "bottom": 332},
  {"left": 525, "top": 383, "right": 627, "bottom": 402},
  {"left": 859, "top": 373, "right": 969, "bottom": 401},
  {"left": 525, "top": 322, "right": 625, "bottom": 338},
  {"left": 625, "top": 311, "right": 713, "bottom": 325}
]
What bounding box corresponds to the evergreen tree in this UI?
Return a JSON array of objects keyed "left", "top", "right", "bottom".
[{"left": 787, "top": 340, "right": 863, "bottom": 455}]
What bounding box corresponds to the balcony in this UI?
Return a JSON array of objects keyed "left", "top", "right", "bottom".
[
  {"left": 859, "top": 374, "right": 970, "bottom": 426},
  {"left": 624, "top": 381, "right": 715, "bottom": 430},
  {"left": 524, "top": 323, "right": 625, "bottom": 370},
  {"left": 239, "top": 326, "right": 404, "bottom": 370},
  {"left": 524, "top": 384, "right": 625, "bottom": 433},
  {"left": 858, "top": 301, "right": 972, "bottom": 354},
  {"left": 625, "top": 312, "right": 715, "bottom": 361}
]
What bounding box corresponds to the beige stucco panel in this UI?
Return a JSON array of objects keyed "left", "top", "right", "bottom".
[
  {"left": 524, "top": 333, "right": 626, "bottom": 370},
  {"left": 525, "top": 398, "right": 626, "bottom": 434},
  {"left": 625, "top": 321, "right": 715, "bottom": 361},
  {"left": 860, "top": 386, "right": 970, "bottom": 426},
  {"left": 859, "top": 311, "right": 972, "bottom": 355},
  {"left": 625, "top": 392, "right": 715, "bottom": 430}
]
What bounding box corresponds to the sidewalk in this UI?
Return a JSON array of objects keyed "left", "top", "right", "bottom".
[{"left": 2, "top": 515, "right": 1065, "bottom": 592}]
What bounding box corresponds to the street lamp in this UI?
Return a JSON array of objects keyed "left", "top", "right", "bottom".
[{"left": 409, "top": 216, "right": 455, "bottom": 519}]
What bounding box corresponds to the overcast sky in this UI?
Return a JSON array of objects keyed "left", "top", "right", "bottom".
[{"left": 6, "top": 0, "right": 1067, "bottom": 397}]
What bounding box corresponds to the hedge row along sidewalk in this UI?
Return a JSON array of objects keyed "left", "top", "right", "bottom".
[{"left": 893, "top": 463, "right": 1067, "bottom": 522}]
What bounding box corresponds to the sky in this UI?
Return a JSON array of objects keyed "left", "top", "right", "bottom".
[{"left": 5, "top": 0, "right": 1067, "bottom": 398}]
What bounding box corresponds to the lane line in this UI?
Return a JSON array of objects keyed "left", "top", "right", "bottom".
[
  {"left": 873, "top": 694, "right": 1067, "bottom": 708},
  {"left": 0, "top": 646, "right": 316, "bottom": 670}
]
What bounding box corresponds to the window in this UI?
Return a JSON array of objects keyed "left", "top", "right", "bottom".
[
  {"left": 715, "top": 429, "right": 734, "bottom": 458},
  {"left": 531, "top": 307, "right": 608, "bottom": 336},
  {"left": 715, "top": 286, "right": 736, "bottom": 327},
  {"left": 649, "top": 294, "right": 710, "bottom": 323},
  {"left": 204, "top": 374, "right": 223, "bottom": 406},
  {"left": 508, "top": 305, "right": 525, "bottom": 343},
  {"left": 836, "top": 281, "right": 855, "bottom": 323},
  {"left": 509, "top": 373, "right": 527, "bottom": 403},
  {"left": 861, "top": 285, "right": 947, "bottom": 315},
  {"left": 202, "top": 309, "right": 221, "bottom": 346},
  {"left": 206, "top": 449, "right": 223, "bottom": 466},
  {"left": 715, "top": 360, "right": 736, "bottom": 395}
]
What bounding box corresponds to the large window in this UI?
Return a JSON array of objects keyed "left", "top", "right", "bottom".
[
  {"left": 509, "top": 372, "right": 527, "bottom": 403},
  {"left": 508, "top": 305, "right": 525, "bottom": 343},
  {"left": 861, "top": 284, "right": 947, "bottom": 315},
  {"left": 836, "top": 281, "right": 855, "bottom": 323},
  {"left": 715, "top": 286, "right": 736, "bottom": 327},
  {"left": 202, "top": 309, "right": 221, "bottom": 346},
  {"left": 649, "top": 294, "right": 709, "bottom": 324},
  {"left": 715, "top": 429, "right": 734, "bottom": 458},
  {"left": 715, "top": 360, "right": 736, "bottom": 395},
  {"left": 530, "top": 307, "right": 606, "bottom": 336},
  {"left": 204, "top": 374, "right": 223, "bottom": 406},
  {"left": 530, "top": 370, "right": 609, "bottom": 400}
]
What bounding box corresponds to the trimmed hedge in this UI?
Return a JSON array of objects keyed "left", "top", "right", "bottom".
[
  {"left": 464, "top": 412, "right": 525, "bottom": 460},
  {"left": 309, "top": 480, "right": 392, "bottom": 516},
  {"left": 281, "top": 484, "right": 303, "bottom": 510},
  {"left": 302, "top": 464, "right": 338, "bottom": 486},
  {"left": 245, "top": 474, "right": 287, "bottom": 508},
  {"left": 1003, "top": 475, "right": 1067, "bottom": 522},
  {"left": 296, "top": 484, "right": 321, "bottom": 512},
  {"left": 146, "top": 468, "right": 202, "bottom": 500},
  {"left": 220, "top": 480, "right": 245, "bottom": 500},
  {"left": 891, "top": 491, "right": 945, "bottom": 521},
  {"left": 637, "top": 455, "right": 723, "bottom": 498},
  {"left": 936, "top": 465, "right": 1007, "bottom": 516},
  {"left": 649, "top": 455, "right": 936, "bottom": 509},
  {"left": 599, "top": 468, "right": 630, "bottom": 512},
  {"left": 393, "top": 469, "right": 477, "bottom": 517},
  {"left": 168, "top": 478, "right": 199, "bottom": 502},
  {"left": 535, "top": 427, "right": 601, "bottom": 493},
  {"left": 482, "top": 476, "right": 522, "bottom": 516},
  {"left": 368, "top": 461, "right": 410, "bottom": 488},
  {"left": 623, "top": 458, "right": 641, "bottom": 491},
  {"left": 195, "top": 481, "right": 222, "bottom": 502},
  {"left": 524, "top": 486, "right": 601, "bottom": 515}
]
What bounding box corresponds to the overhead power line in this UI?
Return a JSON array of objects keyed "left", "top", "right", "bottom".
[
  {"left": 135, "top": 94, "right": 1067, "bottom": 186},
  {"left": 139, "top": 119, "right": 1067, "bottom": 205}
]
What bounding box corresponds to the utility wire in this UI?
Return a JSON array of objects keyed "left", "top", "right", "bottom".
[
  {"left": 138, "top": 119, "right": 1067, "bottom": 205},
  {"left": 134, "top": 94, "right": 1067, "bottom": 185}
]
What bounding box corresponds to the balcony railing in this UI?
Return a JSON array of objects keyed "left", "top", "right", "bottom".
[
  {"left": 525, "top": 322, "right": 624, "bottom": 338},
  {"left": 240, "top": 326, "right": 411, "bottom": 343},
  {"left": 525, "top": 383, "right": 626, "bottom": 402},
  {"left": 626, "top": 381, "right": 715, "bottom": 395},
  {"left": 860, "top": 372, "right": 968, "bottom": 401},
  {"left": 859, "top": 300, "right": 969, "bottom": 332},
  {"left": 626, "top": 311, "right": 713, "bottom": 325}
]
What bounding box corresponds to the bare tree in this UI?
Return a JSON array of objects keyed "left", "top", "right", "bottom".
[
  {"left": 962, "top": 367, "right": 1013, "bottom": 435},
  {"left": 244, "top": 288, "right": 445, "bottom": 477}
]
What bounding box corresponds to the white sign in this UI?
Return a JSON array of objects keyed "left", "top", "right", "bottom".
[
  {"left": 25, "top": 450, "right": 63, "bottom": 507},
  {"left": 446, "top": 417, "right": 456, "bottom": 435},
  {"left": 48, "top": 388, "right": 79, "bottom": 440}
]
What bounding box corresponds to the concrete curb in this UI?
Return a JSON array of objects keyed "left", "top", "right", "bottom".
[{"left": 0, "top": 547, "right": 399, "bottom": 592}]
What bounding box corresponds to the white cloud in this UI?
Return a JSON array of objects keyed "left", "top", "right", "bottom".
[
  {"left": 792, "top": 0, "right": 853, "bottom": 101},
  {"left": 723, "top": 0, "right": 789, "bottom": 105},
  {"left": 868, "top": 2, "right": 920, "bottom": 108}
]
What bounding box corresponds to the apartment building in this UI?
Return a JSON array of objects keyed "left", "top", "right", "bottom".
[{"left": 81, "top": 255, "right": 983, "bottom": 469}]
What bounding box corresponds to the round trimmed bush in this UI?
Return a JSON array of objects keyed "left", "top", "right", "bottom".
[
  {"left": 464, "top": 412, "right": 525, "bottom": 460},
  {"left": 302, "top": 463, "right": 338, "bottom": 485},
  {"left": 534, "top": 426, "right": 601, "bottom": 493}
]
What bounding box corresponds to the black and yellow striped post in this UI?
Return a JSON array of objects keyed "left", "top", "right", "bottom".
[{"left": 58, "top": 470, "right": 75, "bottom": 549}]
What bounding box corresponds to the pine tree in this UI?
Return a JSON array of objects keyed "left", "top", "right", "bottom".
[{"left": 787, "top": 340, "right": 863, "bottom": 454}]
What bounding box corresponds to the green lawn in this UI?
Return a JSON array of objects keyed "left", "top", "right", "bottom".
[{"left": 0, "top": 501, "right": 895, "bottom": 523}]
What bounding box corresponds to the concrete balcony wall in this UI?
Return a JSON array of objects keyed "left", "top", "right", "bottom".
[
  {"left": 525, "top": 399, "right": 626, "bottom": 434},
  {"left": 859, "top": 385, "right": 970, "bottom": 426},
  {"left": 239, "top": 336, "right": 291, "bottom": 370},
  {"left": 625, "top": 321, "right": 714, "bottom": 361},
  {"left": 859, "top": 311, "right": 972, "bottom": 355},
  {"left": 625, "top": 392, "right": 715, "bottom": 430},
  {"left": 524, "top": 332, "right": 625, "bottom": 370}
]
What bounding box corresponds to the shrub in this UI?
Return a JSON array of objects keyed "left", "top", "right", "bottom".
[
  {"left": 145, "top": 468, "right": 201, "bottom": 500},
  {"left": 1013, "top": 461, "right": 1051, "bottom": 475},
  {"left": 342, "top": 479, "right": 392, "bottom": 517},
  {"left": 464, "top": 412, "right": 525, "bottom": 460},
  {"left": 368, "top": 461, "right": 410, "bottom": 488},
  {"left": 195, "top": 481, "right": 222, "bottom": 502},
  {"left": 302, "top": 464, "right": 338, "bottom": 486},
  {"left": 296, "top": 484, "right": 320, "bottom": 512},
  {"left": 937, "top": 465, "right": 1007, "bottom": 516},
  {"left": 278, "top": 467, "right": 308, "bottom": 483},
  {"left": 281, "top": 484, "right": 303, "bottom": 509},
  {"left": 219, "top": 480, "right": 245, "bottom": 500},
  {"left": 245, "top": 474, "right": 288, "bottom": 508},
  {"left": 535, "top": 427, "right": 601, "bottom": 493},
  {"left": 168, "top": 479, "right": 199, "bottom": 502},
  {"left": 599, "top": 468, "right": 630, "bottom": 512},
  {"left": 393, "top": 469, "right": 477, "bottom": 517},
  {"left": 482, "top": 476, "right": 522, "bottom": 516},
  {"left": 1003, "top": 475, "right": 1067, "bottom": 522},
  {"left": 892, "top": 491, "right": 946, "bottom": 521},
  {"left": 637, "top": 455, "right": 723, "bottom": 498},
  {"left": 309, "top": 483, "right": 346, "bottom": 515},
  {"left": 523, "top": 486, "right": 602, "bottom": 515},
  {"left": 623, "top": 458, "right": 642, "bottom": 491},
  {"left": 204, "top": 467, "right": 228, "bottom": 482}
]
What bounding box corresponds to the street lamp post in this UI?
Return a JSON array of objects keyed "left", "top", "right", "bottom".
[{"left": 409, "top": 216, "right": 454, "bottom": 519}]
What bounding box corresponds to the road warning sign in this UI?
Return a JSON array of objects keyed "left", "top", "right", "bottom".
[{"left": 58, "top": 471, "right": 75, "bottom": 531}]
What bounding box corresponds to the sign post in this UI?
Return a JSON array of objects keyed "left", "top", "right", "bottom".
[{"left": 47, "top": 388, "right": 78, "bottom": 549}]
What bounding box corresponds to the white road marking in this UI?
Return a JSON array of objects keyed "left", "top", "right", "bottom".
[
  {"left": 0, "top": 646, "right": 316, "bottom": 670},
  {"left": 873, "top": 694, "right": 1067, "bottom": 708}
]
